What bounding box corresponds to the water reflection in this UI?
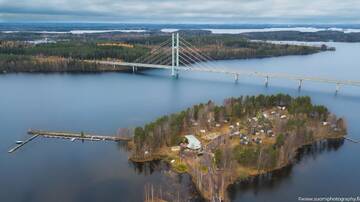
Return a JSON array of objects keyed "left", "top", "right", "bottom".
[
  {"left": 115, "top": 141, "right": 131, "bottom": 152},
  {"left": 228, "top": 138, "right": 345, "bottom": 201},
  {"left": 129, "top": 160, "right": 164, "bottom": 175},
  {"left": 130, "top": 160, "right": 204, "bottom": 201}
]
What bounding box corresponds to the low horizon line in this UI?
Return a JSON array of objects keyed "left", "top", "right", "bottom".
[{"left": 1, "top": 21, "right": 360, "bottom": 25}]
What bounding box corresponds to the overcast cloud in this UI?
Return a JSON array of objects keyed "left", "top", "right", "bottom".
[{"left": 0, "top": 0, "right": 359, "bottom": 23}]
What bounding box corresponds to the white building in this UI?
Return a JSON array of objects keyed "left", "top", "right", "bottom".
[{"left": 185, "top": 135, "right": 202, "bottom": 150}]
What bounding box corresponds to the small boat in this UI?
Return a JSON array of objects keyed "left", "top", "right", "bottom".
[
  {"left": 16, "top": 140, "right": 23, "bottom": 144},
  {"left": 70, "top": 138, "right": 76, "bottom": 142}
]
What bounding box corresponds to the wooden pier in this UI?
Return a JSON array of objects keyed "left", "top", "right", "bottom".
[
  {"left": 27, "top": 129, "right": 132, "bottom": 142},
  {"left": 8, "top": 134, "right": 39, "bottom": 153}
]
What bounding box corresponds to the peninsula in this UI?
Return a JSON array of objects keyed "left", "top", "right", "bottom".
[
  {"left": 0, "top": 33, "right": 332, "bottom": 73},
  {"left": 128, "top": 94, "right": 346, "bottom": 201}
]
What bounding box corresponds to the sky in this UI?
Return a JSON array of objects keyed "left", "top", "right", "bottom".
[{"left": 0, "top": 0, "right": 360, "bottom": 24}]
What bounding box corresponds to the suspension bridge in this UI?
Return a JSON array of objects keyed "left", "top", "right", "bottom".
[{"left": 88, "top": 33, "right": 360, "bottom": 93}]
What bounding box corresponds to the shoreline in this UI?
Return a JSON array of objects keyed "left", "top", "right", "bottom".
[
  {"left": 0, "top": 49, "right": 325, "bottom": 74},
  {"left": 0, "top": 39, "right": 331, "bottom": 74},
  {"left": 128, "top": 136, "right": 345, "bottom": 201},
  {"left": 127, "top": 94, "right": 347, "bottom": 201}
]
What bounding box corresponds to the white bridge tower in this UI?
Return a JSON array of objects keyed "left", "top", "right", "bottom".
[{"left": 171, "top": 33, "right": 179, "bottom": 78}]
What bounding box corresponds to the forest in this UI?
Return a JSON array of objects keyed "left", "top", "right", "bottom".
[
  {"left": 0, "top": 54, "right": 131, "bottom": 73},
  {"left": 0, "top": 33, "right": 329, "bottom": 73},
  {"left": 239, "top": 31, "right": 360, "bottom": 42},
  {"left": 124, "top": 34, "right": 330, "bottom": 60},
  {"left": 132, "top": 94, "right": 336, "bottom": 160}
]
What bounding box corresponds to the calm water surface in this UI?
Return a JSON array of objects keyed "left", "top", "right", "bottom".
[{"left": 1, "top": 42, "right": 360, "bottom": 202}]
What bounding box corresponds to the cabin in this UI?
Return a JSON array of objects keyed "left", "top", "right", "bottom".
[
  {"left": 240, "top": 139, "right": 249, "bottom": 145},
  {"left": 231, "top": 131, "right": 240, "bottom": 136},
  {"left": 278, "top": 106, "right": 286, "bottom": 110},
  {"left": 253, "top": 137, "right": 262, "bottom": 144},
  {"left": 185, "top": 135, "right": 202, "bottom": 150},
  {"left": 267, "top": 129, "right": 274, "bottom": 137}
]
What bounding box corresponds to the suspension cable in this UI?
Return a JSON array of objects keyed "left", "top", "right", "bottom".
[
  {"left": 179, "top": 47, "right": 213, "bottom": 70},
  {"left": 144, "top": 48, "right": 171, "bottom": 64},
  {"left": 159, "top": 56, "right": 173, "bottom": 66},
  {"left": 179, "top": 38, "right": 220, "bottom": 69},
  {"left": 150, "top": 49, "right": 172, "bottom": 65},
  {"left": 179, "top": 37, "right": 216, "bottom": 61},
  {"left": 179, "top": 52, "right": 211, "bottom": 71},
  {"left": 134, "top": 38, "right": 172, "bottom": 63}
]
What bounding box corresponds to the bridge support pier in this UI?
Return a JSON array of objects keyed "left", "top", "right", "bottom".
[
  {"left": 132, "top": 66, "right": 135, "bottom": 73},
  {"left": 171, "top": 69, "right": 179, "bottom": 79},
  {"left": 234, "top": 74, "right": 239, "bottom": 83},
  {"left": 298, "top": 79, "right": 303, "bottom": 91},
  {"left": 265, "top": 76, "right": 269, "bottom": 88},
  {"left": 335, "top": 83, "right": 340, "bottom": 95}
]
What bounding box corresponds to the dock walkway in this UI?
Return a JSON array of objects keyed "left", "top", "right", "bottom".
[
  {"left": 8, "top": 134, "right": 39, "bottom": 153},
  {"left": 344, "top": 137, "right": 360, "bottom": 143},
  {"left": 28, "top": 129, "right": 132, "bottom": 142}
]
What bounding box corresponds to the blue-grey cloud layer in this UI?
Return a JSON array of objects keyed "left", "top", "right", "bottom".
[{"left": 0, "top": 0, "right": 359, "bottom": 23}]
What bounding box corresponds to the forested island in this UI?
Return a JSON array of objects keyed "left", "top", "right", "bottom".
[
  {"left": 240, "top": 30, "right": 360, "bottom": 42},
  {"left": 0, "top": 32, "right": 331, "bottom": 73},
  {"left": 127, "top": 94, "right": 346, "bottom": 201}
]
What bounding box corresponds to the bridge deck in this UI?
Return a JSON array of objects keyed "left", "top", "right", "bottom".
[{"left": 89, "top": 60, "right": 360, "bottom": 87}]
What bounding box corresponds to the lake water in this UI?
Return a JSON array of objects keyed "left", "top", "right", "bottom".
[{"left": 1, "top": 42, "right": 360, "bottom": 202}]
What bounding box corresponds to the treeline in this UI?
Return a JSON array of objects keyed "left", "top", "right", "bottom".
[
  {"left": 132, "top": 94, "right": 332, "bottom": 159},
  {"left": 240, "top": 31, "right": 360, "bottom": 42},
  {"left": 0, "top": 41, "right": 149, "bottom": 61},
  {"left": 0, "top": 54, "right": 131, "bottom": 73},
  {"left": 188, "top": 35, "right": 327, "bottom": 59},
  {"left": 0, "top": 35, "right": 324, "bottom": 62},
  {"left": 126, "top": 34, "right": 327, "bottom": 60},
  {"left": 0, "top": 33, "right": 329, "bottom": 73}
]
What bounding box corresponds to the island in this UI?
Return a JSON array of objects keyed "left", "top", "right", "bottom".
[
  {"left": 239, "top": 30, "right": 360, "bottom": 42},
  {"left": 127, "top": 94, "right": 346, "bottom": 201}
]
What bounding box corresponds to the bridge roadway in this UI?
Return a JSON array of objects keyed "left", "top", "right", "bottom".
[{"left": 89, "top": 60, "right": 360, "bottom": 87}]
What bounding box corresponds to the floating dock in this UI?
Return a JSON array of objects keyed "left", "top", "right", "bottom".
[
  {"left": 8, "top": 134, "right": 39, "bottom": 153},
  {"left": 28, "top": 129, "right": 132, "bottom": 142}
]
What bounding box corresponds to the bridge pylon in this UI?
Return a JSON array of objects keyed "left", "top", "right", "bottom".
[
  {"left": 265, "top": 76, "right": 269, "bottom": 87},
  {"left": 298, "top": 79, "right": 303, "bottom": 91},
  {"left": 171, "top": 33, "right": 179, "bottom": 78},
  {"left": 234, "top": 73, "right": 239, "bottom": 83}
]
